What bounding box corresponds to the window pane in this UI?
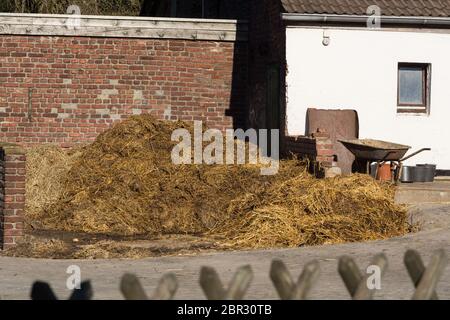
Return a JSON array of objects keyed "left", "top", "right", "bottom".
[{"left": 399, "top": 67, "right": 424, "bottom": 105}]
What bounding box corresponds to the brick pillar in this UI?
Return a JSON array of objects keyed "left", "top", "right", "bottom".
[
  {"left": 0, "top": 143, "right": 26, "bottom": 249},
  {"left": 312, "top": 129, "right": 334, "bottom": 168}
]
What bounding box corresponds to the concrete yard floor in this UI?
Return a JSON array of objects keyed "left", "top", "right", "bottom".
[
  {"left": 0, "top": 203, "right": 449, "bottom": 300},
  {"left": 396, "top": 180, "right": 450, "bottom": 204}
]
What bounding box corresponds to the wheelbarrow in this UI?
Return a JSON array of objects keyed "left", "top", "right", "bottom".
[{"left": 339, "top": 139, "right": 431, "bottom": 183}]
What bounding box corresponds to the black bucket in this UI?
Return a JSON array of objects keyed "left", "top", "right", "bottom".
[{"left": 415, "top": 164, "right": 436, "bottom": 182}]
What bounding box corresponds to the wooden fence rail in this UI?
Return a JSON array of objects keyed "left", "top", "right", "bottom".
[
  {"left": 270, "top": 259, "right": 320, "bottom": 300},
  {"left": 406, "top": 249, "right": 447, "bottom": 300},
  {"left": 120, "top": 273, "right": 178, "bottom": 300},
  {"left": 338, "top": 253, "right": 388, "bottom": 300},
  {"left": 200, "top": 265, "right": 253, "bottom": 300},
  {"left": 29, "top": 249, "right": 447, "bottom": 300}
]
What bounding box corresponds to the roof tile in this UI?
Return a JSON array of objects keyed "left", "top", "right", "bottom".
[{"left": 281, "top": 0, "right": 450, "bottom": 17}]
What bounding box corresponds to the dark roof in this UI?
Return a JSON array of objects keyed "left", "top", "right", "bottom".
[{"left": 281, "top": 0, "right": 450, "bottom": 17}]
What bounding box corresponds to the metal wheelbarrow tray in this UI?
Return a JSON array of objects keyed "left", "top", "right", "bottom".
[
  {"left": 339, "top": 139, "right": 431, "bottom": 183},
  {"left": 338, "top": 139, "right": 411, "bottom": 161}
]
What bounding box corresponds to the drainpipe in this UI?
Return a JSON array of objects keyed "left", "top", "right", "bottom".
[{"left": 282, "top": 13, "right": 450, "bottom": 27}]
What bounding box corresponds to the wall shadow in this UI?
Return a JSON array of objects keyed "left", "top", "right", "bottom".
[
  {"left": 226, "top": 22, "right": 249, "bottom": 130},
  {"left": 141, "top": 0, "right": 251, "bottom": 131}
]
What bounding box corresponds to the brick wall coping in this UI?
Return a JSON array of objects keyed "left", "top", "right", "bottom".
[
  {"left": 0, "top": 13, "right": 248, "bottom": 41},
  {"left": 286, "top": 135, "right": 314, "bottom": 139},
  {"left": 0, "top": 142, "right": 25, "bottom": 155}
]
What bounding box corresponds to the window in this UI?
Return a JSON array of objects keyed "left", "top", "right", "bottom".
[{"left": 397, "top": 63, "right": 431, "bottom": 114}]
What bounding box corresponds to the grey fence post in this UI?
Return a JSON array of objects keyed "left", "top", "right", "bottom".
[
  {"left": 200, "top": 265, "right": 253, "bottom": 300},
  {"left": 152, "top": 273, "right": 178, "bottom": 300},
  {"left": 270, "top": 260, "right": 294, "bottom": 300},
  {"left": 270, "top": 259, "right": 320, "bottom": 300},
  {"left": 338, "top": 256, "right": 363, "bottom": 297},
  {"left": 120, "top": 273, "right": 178, "bottom": 300},
  {"left": 411, "top": 249, "right": 447, "bottom": 300},
  {"left": 404, "top": 249, "right": 439, "bottom": 300},
  {"left": 339, "top": 253, "right": 388, "bottom": 300},
  {"left": 120, "top": 273, "right": 148, "bottom": 300}
]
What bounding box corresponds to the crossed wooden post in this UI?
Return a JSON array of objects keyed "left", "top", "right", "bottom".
[
  {"left": 28, "top": 248, "right": 448, "bottom": 300},
  {"left": 31, "top": 280, "right": 93, "bottom": 300},
  {"left": 120, "top": 273, "right": 178, "bottom": 300},
  {"left": 199, "top": 265, "right": 253, "bottom": 300},
  {"left": 404, "top": 249, "right": 448, "bottom": 300},
  {"left": 270, "top": 259, "right": 320, "bottom": 300},
  {"left": 338, "top": 253, "right": 388, "bottom": 300}
]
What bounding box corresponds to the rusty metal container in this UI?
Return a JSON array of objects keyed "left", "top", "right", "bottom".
[{"left": 376, "top": 163, "right": 392, "bottom": 181}]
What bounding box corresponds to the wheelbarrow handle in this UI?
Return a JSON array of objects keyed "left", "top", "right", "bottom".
[{"left": 400, "top": 148, "right": 431, "bottom": 162}]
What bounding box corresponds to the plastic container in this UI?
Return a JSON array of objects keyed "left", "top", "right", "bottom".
[{"left": 416, "top": 164, "right": 436, "bottom": 182}]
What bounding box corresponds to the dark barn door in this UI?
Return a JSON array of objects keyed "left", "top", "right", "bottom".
[
  {"left": 266, "top": 64, "right": 280, "bottom": 131},
  {"left": 265, "top": 64, "right": 281, "bottom": 157}
]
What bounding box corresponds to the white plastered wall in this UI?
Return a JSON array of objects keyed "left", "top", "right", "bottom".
[{"left": 286, "top": 27, "right": 450, "bottom": 169}]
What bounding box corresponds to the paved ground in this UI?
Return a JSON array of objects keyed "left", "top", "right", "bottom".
[
  {"left": 0, "top": 203, "right": 449, "bottom": 300},
  {"left": 396, "top": 180, "right": 450, "bottom": 204}
]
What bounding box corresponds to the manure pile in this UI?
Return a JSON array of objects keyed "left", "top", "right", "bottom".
[
  {"left": 213, "top": 173, "right": 408, "bottom": 248},
  {"left": 25, "top": 145, "right": 82, "bottom": 228},
  {"left": 26, "top": 115, "right": 411, "bottom": 250}
]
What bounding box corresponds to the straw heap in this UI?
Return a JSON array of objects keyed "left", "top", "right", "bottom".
[{"left": 25, "top": 115, "right": 410, "bottom": 251}]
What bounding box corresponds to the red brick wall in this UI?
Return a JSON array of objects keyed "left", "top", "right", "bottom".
[
  {"left": 0, "top": 36, "right": 248, "bottom": 146},
  {"left": 312, "top": 129, "right": 335, "bottom": 167},
  {"left": 0, "top": 144, "right": 26, "bottom": 249},
  {"left": 284, "top": 129, "right": 335, "bottom": 168}
]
